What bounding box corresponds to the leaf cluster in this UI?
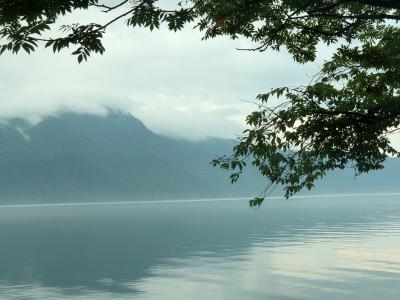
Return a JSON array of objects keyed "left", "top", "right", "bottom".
[
  {"left": 1, "top": 1, "right": 398, "bottom": 63},
  {"left": 213, "top": 25, "right": 400, "bottom": 206}
]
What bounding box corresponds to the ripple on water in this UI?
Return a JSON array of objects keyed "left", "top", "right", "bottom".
[{"left": 0, "top": 195, "right": 399, "bottom": 299}]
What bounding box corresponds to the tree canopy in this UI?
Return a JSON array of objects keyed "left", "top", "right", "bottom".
[{"left": 1, "top": 0, "right": 399, "bottom": 206}]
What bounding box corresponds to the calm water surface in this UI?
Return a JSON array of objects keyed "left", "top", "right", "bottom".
[{"left": 0, "top": 194, "right": 400, "bottom": 299}]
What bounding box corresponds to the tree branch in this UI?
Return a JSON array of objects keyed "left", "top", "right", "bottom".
[{"left": 92, "top": 0, "right": 129, "bottom": 13}]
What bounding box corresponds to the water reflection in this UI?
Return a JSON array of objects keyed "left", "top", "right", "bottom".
[{"left": 0, "top": 195, "right": 399, "bottom": 299}]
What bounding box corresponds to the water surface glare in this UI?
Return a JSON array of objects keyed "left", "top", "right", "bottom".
[{"left": 0, "top": 194, "right": 399, "bottom": 299}]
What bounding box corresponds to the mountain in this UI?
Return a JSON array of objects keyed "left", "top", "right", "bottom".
[
  {"left": 0, "top": 111, "right": 398, "bottom": 204},
  {"left": 0, "top": 112, "right": 265, "bottom": 203},
  {"left": 314, "top": 159, "right": 400, "bottom": 195}
]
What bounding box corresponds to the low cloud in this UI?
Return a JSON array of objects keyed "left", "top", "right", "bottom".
[{"left": 0, "top": 7, "right": 332, "bottom": 140}]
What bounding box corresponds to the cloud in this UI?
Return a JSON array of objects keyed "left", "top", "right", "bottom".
[{"left": 0, "top": 6, "right": 332, "bottom": 140}]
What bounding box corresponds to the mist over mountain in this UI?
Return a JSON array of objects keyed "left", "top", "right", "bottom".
[
  {"left": 0, "top": 111, "right": 398, "bottom": 204},
  {"left": 0, "top": 111, "right": 265, "bottom": 203}
]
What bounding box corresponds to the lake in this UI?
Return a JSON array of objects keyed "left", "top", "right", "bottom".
[{"left": 0, "top": 194, "right": 399, "bottom": 299}]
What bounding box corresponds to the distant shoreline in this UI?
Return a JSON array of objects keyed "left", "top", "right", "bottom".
[{"left": 0, "top": 192, "right": 400, "bottom": 209}]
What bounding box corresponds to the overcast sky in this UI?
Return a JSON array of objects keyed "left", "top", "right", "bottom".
[{"left": 0, "top": 4, "right": 399, "bottom": 148}]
